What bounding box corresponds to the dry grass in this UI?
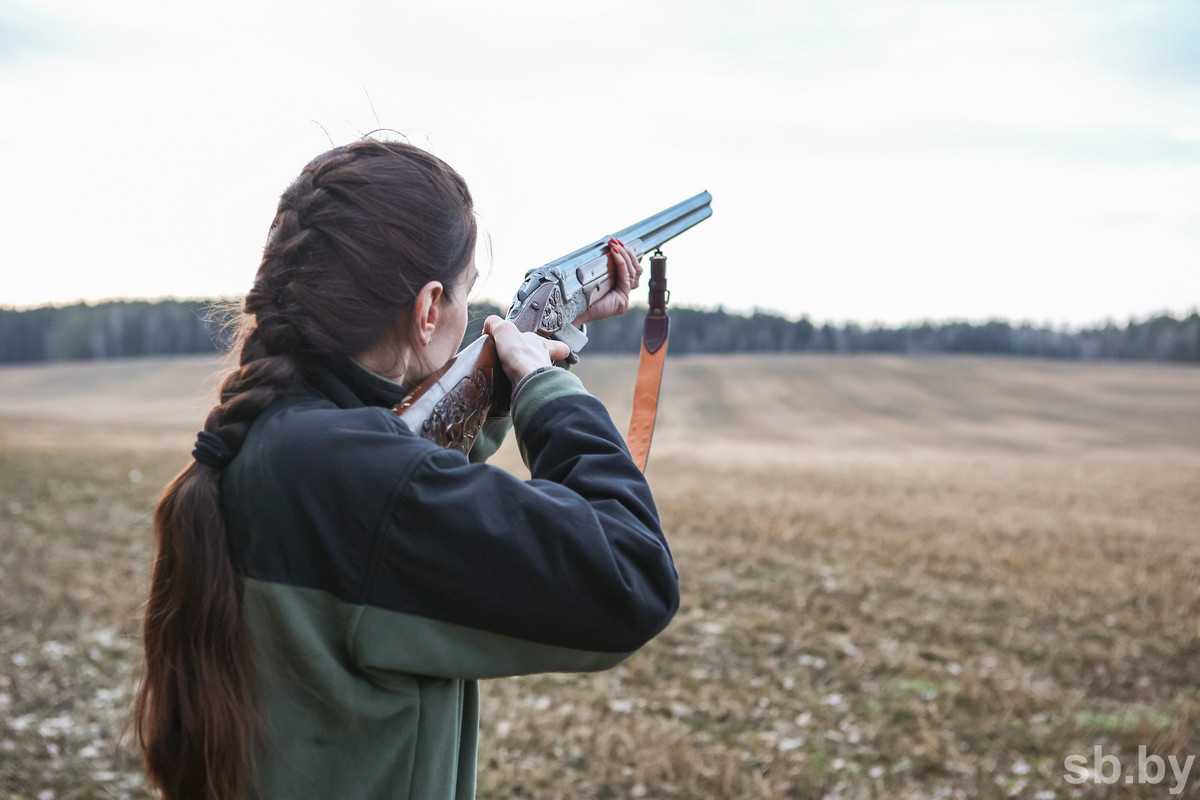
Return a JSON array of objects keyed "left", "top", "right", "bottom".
[{"left": 1, "top": 354, "right": 1198, "bottom": 798}]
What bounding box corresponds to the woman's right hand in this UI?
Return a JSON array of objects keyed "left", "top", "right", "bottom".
[{"left": 483, "top": 316, "right": 572, "bottom": 385}]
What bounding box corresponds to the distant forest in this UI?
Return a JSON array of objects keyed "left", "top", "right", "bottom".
[{"left": 1, "top": 298, "right": 1197, "bottom": 364}]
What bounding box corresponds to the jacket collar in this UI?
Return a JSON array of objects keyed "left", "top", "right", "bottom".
[{"left": 303, "top": 353, "right": 409, "bottom": 410}]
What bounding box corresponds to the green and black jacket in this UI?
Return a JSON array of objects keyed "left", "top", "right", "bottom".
[{"left": 221, "top": 355, "right": 679, "bottom": 799}]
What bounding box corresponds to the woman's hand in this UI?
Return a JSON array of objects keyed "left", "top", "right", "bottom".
[
  {"left": 572, "top": 238, "right": 643, "bottom": 326},
  {"left": 483, "top": 315, "right": 573, "bottom": 384}
]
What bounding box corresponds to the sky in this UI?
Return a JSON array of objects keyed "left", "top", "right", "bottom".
[{"left": 1, "top": 0, "right": 1198, "bottom": 327}]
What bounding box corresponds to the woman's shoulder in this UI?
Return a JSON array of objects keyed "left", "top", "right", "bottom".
[
  {"left": 239, "top": 394, "right": 446, "bottom": 496},
  {"left": 224, "top": 395, "right": 452, "bottom": 594},
  {"left": 261, "top": 392, "right": 413, "bottom": 438}
]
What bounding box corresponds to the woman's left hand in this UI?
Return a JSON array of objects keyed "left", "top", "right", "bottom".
[{"left": 573, "top": 238, "right": 642, "bottom": 325}]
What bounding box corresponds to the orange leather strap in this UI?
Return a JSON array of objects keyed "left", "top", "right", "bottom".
[{"left": 626, "top": 252, "right": 669, "bottom": 471}]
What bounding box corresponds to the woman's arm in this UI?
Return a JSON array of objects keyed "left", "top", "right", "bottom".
[{"left": 350, "top": 369, "right": 678, "bottom": 682}]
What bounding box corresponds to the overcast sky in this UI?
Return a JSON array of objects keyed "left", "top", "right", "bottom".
[{"left": 2, "top": 0, "right": 1198, "bottom": 326}]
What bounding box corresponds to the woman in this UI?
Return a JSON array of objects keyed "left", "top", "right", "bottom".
[{"left": 134, "top": 139, "right": 679, "bottom": 800}]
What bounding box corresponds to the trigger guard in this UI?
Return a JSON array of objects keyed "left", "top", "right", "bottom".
[{"left": 553, "top": 322, "right": 589, "bottom": 353}]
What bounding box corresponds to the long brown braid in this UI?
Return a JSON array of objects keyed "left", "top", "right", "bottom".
[{"left": 134, "top": 139, "right": 477, "bottom": 800}]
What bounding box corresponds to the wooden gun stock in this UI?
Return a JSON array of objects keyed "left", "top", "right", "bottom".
[
  {"left": 392, "top": 280, "right": 558, "bottom": 453},
  {"left": 392, "top": 334, "right": 511, "bottom": 454}
]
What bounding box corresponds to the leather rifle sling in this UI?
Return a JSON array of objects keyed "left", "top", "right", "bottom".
[{"left": 626, "top": 251, "right": 669, "bottom": 471}]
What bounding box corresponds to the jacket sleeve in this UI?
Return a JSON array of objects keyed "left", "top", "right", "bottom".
[{"left": 349, "top": 369, "right": 679, "bottom": 682}]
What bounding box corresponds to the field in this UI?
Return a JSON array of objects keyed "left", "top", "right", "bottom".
[{"left": 1, "top": 353, "right": 1198, "bottom": 799}]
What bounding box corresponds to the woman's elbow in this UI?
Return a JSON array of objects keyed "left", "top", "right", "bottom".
[{"left": 619, "top": 569, "right": 680, "bottom": 651}]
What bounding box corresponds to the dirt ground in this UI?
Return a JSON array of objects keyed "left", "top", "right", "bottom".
[{"left": 1, "top": 353, "right": 1197, "bottom": 798}]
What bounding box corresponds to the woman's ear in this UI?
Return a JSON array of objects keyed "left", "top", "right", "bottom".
[{"left": 411, "top": 281, "right": 445, "bottom": 346}]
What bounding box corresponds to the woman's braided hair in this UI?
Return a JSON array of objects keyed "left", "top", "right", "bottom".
[{"left": 135, "top": 139, "right": 477, "bottom": 800}]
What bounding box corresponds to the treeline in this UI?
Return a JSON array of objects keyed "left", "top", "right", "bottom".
[
  {"left": 0, "top": 300, "right": 226, "bottom": 363},
  {"left": 581, "top": 307, "right": 1200, "bottom": 362},
  {"left": 1, "top": 298, "right": 1198, "bottom": 364}
]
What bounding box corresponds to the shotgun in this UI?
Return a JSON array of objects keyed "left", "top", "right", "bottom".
[{"left": 393, "top": 191, "right": 713, "bottom": 453}]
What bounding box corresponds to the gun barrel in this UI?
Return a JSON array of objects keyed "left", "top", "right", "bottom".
[
  {"left": 612, "top": 190, "right": 713, "bottom": 254},
  {"left": 543, "top": 190, "right": 712, "bottom": 277}
]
